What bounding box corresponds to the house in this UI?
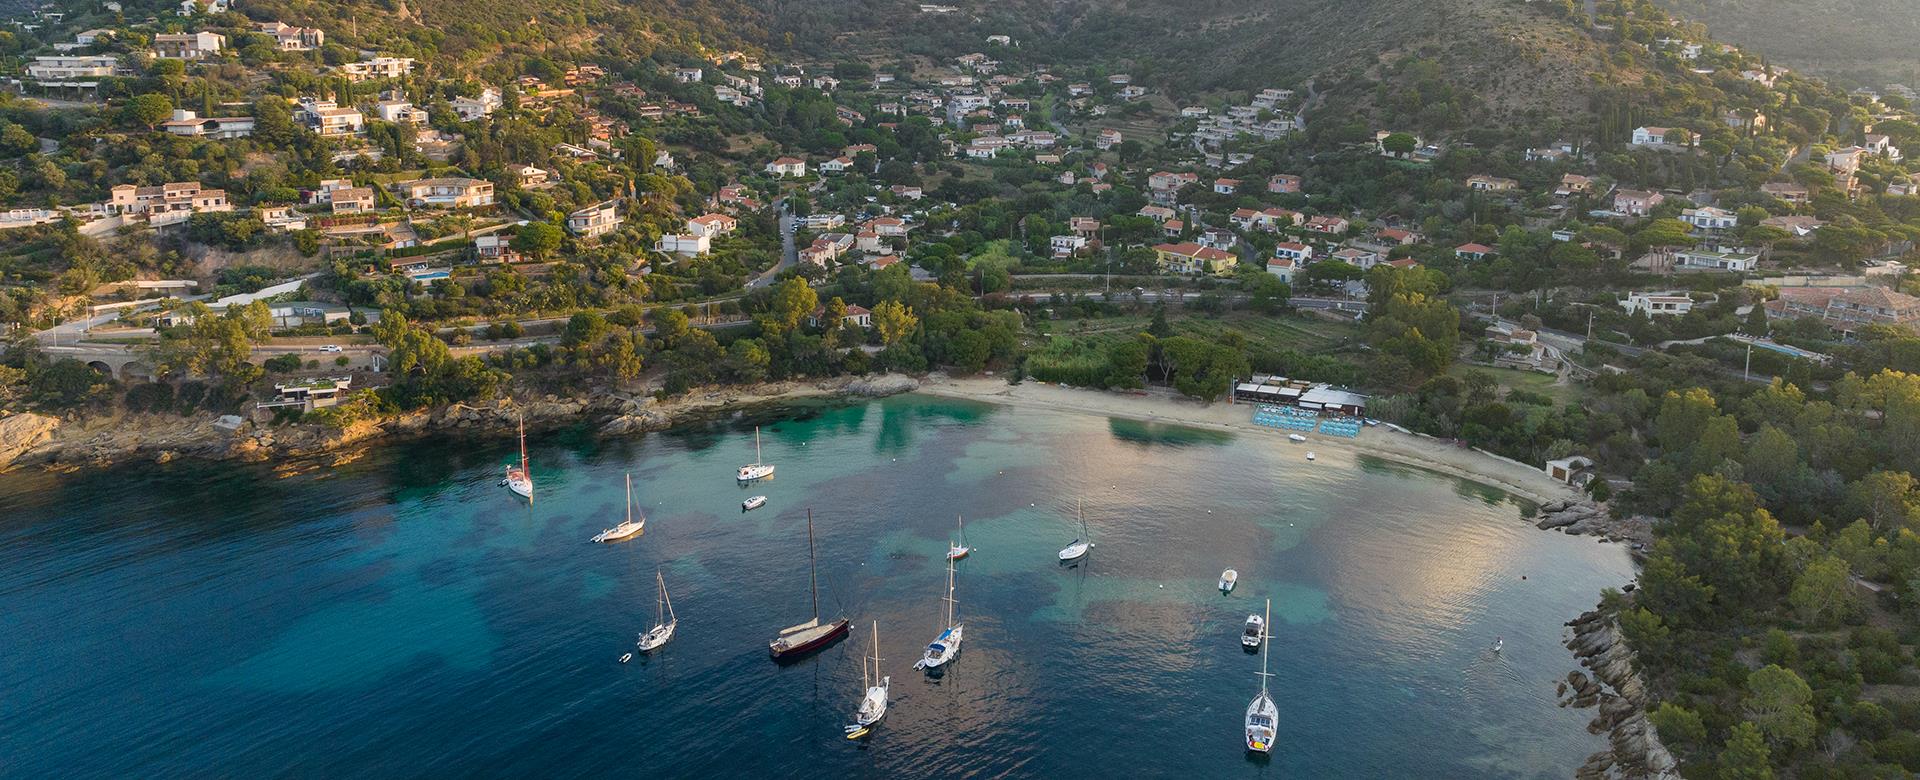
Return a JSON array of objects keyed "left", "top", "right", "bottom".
[
  {"left": 1864, "top": 133, "right": 1902, "bottom": 160},
  {"left": 1760, "top": 182, "right": 1811, "bottom": 206},
  {"left": 1377, "top": 228, "right": 1419, "bottom": 246},
  {"left": 260, "top": 378, "right": 354, "bottom": 414},
  {"left": 505, "top": 164, "right": 551, "bottom": 189},
  {"left": 1466, "top": 174, "right": 1519, "bottom": 192},
  {"left": 1153, "top": 242, "right": 1237, "bottom": 275},
  {"left": 1305, "top": 215, "right": 1349, "bottom": 234},
  {"left": 1096, "top": 128, "right": 1123, "bottom": 150},
  {"left": 373, "top": 100, "right": 429, "bottom": 125},
  {"left": 1826, "top": 146, "right": 1867, "bottom": 177},
  {"left": 152, "top": 32, "right": 223, "bottom": 60},
  {"left": 802, "top": 214, "right": 846, "bottom": 230},
  {"left": 1620, "top": 292, "right": 1694, "bottom": 316},
  {"left": 1331, "top": 247, "right": 1380, "bottom": 268},
  {"left": 1455, "top": 243, "right": 1494, "bottom": 261},
  {"left": 1201, "top": 228, "right": 1237, "bottom": 251},
  {"left": 1147, "top": 171, "right": 1199, "bottom": 193},
  {"left": 1766, "top": 286, "right": 1920, "bottom": 334},
  {"left": 1265, "top": 257, "right": 1299, "bottom": 284},
  {"left": 1630, "top": 126, "right": 1690, "bottom": 147},
  {"left": 160, "top": 110, "right": 255, "bottom": 139},
  {"left": 1049, "top": 234, "right": 1089, "bottom": 258},
  {"left": 567, "top": 200, "right": 623, "bottom": 239},
  {"left": 1673, "top": 248, "right": 1759, "bottom": 272},
  {"left": 25, "top": 55, "right": 119, "bottom": 83},
  {"left": 1070, "top": 216, "right": 1100, "bottom": 237},
  {"left": 1163, "top": 220, "right": 1185, "bottom": 237},
  {"left": 339, "top": 57, "right": 415, "bottom": 81},
  {"left": 108, "top": 182, "right": 231, "bottom": 225},
  {"left": 474, "top": 235, "right": 523, "bottom": 263},
  {"left": 1273, "top": 242, "right": 1312, "bottom": 263},
  {"left": 177, "top": 0, "right": 228, "bottom": 14},
  {"left": 329, "top": 186, "right": 375, "bottom": 213},
  {"left": 298, "top": 101, "right": 365, "bottom": 137},
  {"left": 1137, "top": 205, "right": 1176, "bottom": 222},
  {"left": 765, "top": 157, "right": 807, "bottom": 177},
  {"left": 809, "top": 304, "right": 872, "bottom": 329},
  {"left": 450, "top": 88, "right": 502, "bottom": 121},
  {"left": 819, "top": 156, "right": 855, "bottom": 174},
  {"left": 1613, "top": 189, "right": 1664, "bottom": 216},
  {"left": 256, "top": 21, "right": 323, "bottom": 51},
  {"left": 1680, "top": 206, "right": 1738, "bottom": 231},
  {"left": 258, "top": 205, "right": 306, "bottom": 232},
  {"left": 1181, "top": 106, "right": 1210, "bottom": 118},
  {"left": 687, "top": 213, "right": 737, "bottom": 238},
  {"left": 1213, "top": 178, "right": 1241, "bottom": 195},
  {"left": 390, "top": 178, "right": 495, "bottom": 209},
  {"left": 889, "top": 185, "right": 924, "bottom": 200},
  {"left": 1544, "top": 456, "right": 1595, "bottom": 486},
  {"left": 1268, "top": 174, "right": 1302, "bottom": 194},
  {"left": 655, "top": 233, "right": 712, "bottom": 257},
  {"left": 866, "top": 217, "right": 908, "bottom": 238},
  {"left": 1555, "top": 174, "right": 1593, "bottom": 197},
  {"left": 673, "top": 67, "right": 703, "bottom": 83}
]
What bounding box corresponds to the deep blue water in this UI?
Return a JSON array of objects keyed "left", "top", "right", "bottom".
[{"left": 0, "top": 395, "right": 1633, "bottom": 778}]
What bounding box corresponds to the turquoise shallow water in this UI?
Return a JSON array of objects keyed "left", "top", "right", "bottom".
[{"left": 0, "top": 394, "right": 1632, "bottom": 778}]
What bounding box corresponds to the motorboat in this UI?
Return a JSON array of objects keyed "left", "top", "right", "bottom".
[
  {"left": 1306, "top": 451, "right": 1316, "bottom": 461},
  {"left": 1287, "top": 433, "right": 1307, "bottom": 443},
  {"left": 1241, "top": 613, "right": 1265, "bottom": 649},
  {"left": 1219, "top": 569, "right": 1238, "bottom": 593},
  {"left": 742, "top": 495, "right": 767, "bottom": 512}
]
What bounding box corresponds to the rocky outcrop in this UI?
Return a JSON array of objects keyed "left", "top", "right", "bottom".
[
  {"left": 1534, "top": 500, "right": 1654, "bottom": 548},
  {"left": 0, "top": 412, "right": 60, "bottom": 470},
  {"left": 1561, "top": 609, "right": 1680, "bottom": 780}
]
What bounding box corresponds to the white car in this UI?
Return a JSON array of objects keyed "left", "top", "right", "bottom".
[{"left": 319, "top": 344, "right": 343, "bottom": 353}]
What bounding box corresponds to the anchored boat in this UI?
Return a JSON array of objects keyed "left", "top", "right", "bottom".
[
  {"left": 769, "top": 509, "right": 850, "bottom": 659},
  {"left": 592, "top": 474, "right": 645, "bottom": 543}
]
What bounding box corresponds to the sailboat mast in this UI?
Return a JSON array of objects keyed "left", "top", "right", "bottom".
[
  {"left": 755, "top": 426, "right": 762, "bottom": 466},
  {"left": 655, "top": 570, "right": 665, "bottom": 626},
  {"left": 807, "top": 508, "right": 820, "bottom": 621},
  {"left": 945, "top": 557, "right": 956, "bottom": 626},
  {"left": 626, "top": 474, "right": 633, "bottom": 526},
  {"left": 518, "top": 414, "right": 528, "bottom": 473},
  {"left": 1261, "top": 598, "right": 1272, "bottom": 692},
  {"left": 662, "top": 572, "right": 675, "bottom": 622}
]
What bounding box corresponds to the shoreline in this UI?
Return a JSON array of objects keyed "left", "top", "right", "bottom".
[{"left": 913, "top": 375, "right": 1585, "bottom": 506}]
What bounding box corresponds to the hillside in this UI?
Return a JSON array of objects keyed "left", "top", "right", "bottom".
[
  {"left": 1655, "top": 0, "right": 1920, "bottom": 88},
  {"left": 773, "top": 0, "right": 1644, "bottom": 137}
]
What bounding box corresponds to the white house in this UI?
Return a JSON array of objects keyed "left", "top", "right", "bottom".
[
  {"left": 1680, "top": 206, "right": 1738, "bottom": 231},
  {"left": 1049, "top": 234, "right": 1088, "bottom": 258},
  {"left": 450, "top": 88, "right": 502, "bottom": 121},
  {"left": 1620, "top": 292, "right": 1695, "bottom": 316},
  {"left": 1673, "top": 249, "right": 1758, "bottom": 273},
  {"left": 765, "top": 157, "right": 807, "bottom": 177},
  {"left": 1631, "top": 126, "right": 1691, "bottom": 147},
  {"left": 567, "top": 200, "right": 623, "bottom": 239},
  {"left": 687, "top": 213, "right": 738, "bottom": 238},
  {"left": 160, "top": 110, "right": 255, "bottom": 139},
  {"left": 152, "top": 32, "right": 223, "bottom": 60},
  {"left": 340, "top": 57, "right": 415, "bottom": 82},
  {"left": 655, "top": 233, "right": 711, "bottom": 257}
]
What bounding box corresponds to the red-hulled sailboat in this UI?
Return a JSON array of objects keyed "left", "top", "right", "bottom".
[{"left": 769, "top": 509, "right": 850, "bottom": 659}]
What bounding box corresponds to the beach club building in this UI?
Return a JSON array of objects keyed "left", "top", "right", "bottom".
[{"left": 1231, "top": 374, "right": 1368, "bottom": 416}]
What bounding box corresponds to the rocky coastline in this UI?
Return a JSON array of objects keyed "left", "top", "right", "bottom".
[
  {"left": 1560, "top": 607, "right": 1681, "bottom": 780},
  {"left": 1532, "top": 498, "right": 1656, "bottom": 549},
  {"left": 0, "top": 374, "right": 922, "bottom": 473}
]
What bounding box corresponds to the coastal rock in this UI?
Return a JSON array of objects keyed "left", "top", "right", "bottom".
[
  {"left": 843, "top": 374, "right": 919, "bottom": 397},
  {"left": 0, "top": 412, "right": 61, "bottom": 469},
  {"left": 1561, "top": 608, "right": 1679, "bottom": 779}
]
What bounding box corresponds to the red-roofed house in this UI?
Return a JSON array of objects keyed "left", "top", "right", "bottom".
[{"left": 1455, "top": 243, "right": 1494, "bottom": 261}]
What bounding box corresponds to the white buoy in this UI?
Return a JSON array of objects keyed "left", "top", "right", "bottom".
[{"left": 1306, "top": 451, "right": 1317, "bottom": 461}]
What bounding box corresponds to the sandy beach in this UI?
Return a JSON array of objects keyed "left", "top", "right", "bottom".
[{"left": 916, "top": 375, "right": 1585, "bottom": 506}]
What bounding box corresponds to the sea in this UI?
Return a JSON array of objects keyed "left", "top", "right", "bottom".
[{"left": 0, "top": 394, "right": 1633, "bottom": 778}]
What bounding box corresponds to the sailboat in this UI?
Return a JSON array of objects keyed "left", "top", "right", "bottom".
[
  {"left": 914, "top": 556, "right": 964, "bottom": 671},
  {"left": 737, "top": 426, "right": 775, "bottom": 482},
  {"left": 503, "top": 413, "right": 533, "bottom": 499},
  {"left": 845, "top": 621, "right": 889, "bottom": 739},
  {"left": 1245, "top": 598, "right": 1279, "bottom": 754},
  {"left": 592, "top": 474, "right": 646, "bottom": 543},
  {"left": 769, "top": 509, "right": 850, "bottom": 659},
  {"left": 636, "top": 571, "right": 677, "bottom": 652},
  {"left": 946, "top": 515, "right": 971, "bottom": 560},
  {"left": 1057, "top": 499, "right": 1091, "bottom": 562}
]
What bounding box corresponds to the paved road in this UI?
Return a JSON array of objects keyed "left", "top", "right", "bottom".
[{"left": 747, "top": 200, "right": 797, "bottom": 290}]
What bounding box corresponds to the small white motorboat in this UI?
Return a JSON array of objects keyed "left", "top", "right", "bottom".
[
  {"left": 1492, "top": 636, "right": 1503, "bottom": 653},
  {"left": 1241, "top": 613, "right": 1265, "bottom": 649},
  {"left": 742, "top": 495, "right": 767, "bottom": 511},
  {"left": 1287, "top": 433, "right": 1307, "bottom": 443},
  {"left": 1306, "top": 451, "right": 1317, "bottom": 461},
  {"left": 1219, "top": 569, "right": 1238, "bottom": 593}
]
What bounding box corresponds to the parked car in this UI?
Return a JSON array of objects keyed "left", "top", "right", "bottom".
[{"left": 320, "top": 344, "right": 343, "bottom": 353}]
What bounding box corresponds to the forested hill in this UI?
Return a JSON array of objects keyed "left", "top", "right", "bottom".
[{"left": 1654, "top": 0, "right": 1920, "bottom": 88}]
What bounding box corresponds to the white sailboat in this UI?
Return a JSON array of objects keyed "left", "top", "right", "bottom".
[
  {"left": 914, "top": 556, "right": 964, "bottom": 671},
  {"left": 1245, "top": 598, "right": 1279, "bottom": 754},
  {"left": 592, "top": 474, "right": 646, "bottom": 543},
  {"left": 737, "top": 426, "right": 775, "bottom": 482},
  {"left": 947, "top": 515, "right": 971, "bottom": 560},
  {"left": 846, "top": 620, "right": 889, "bottom": 739},
  {"left": 636, "top": 571, "right": 677, "bottom": 652},
  {"left": 503, "top": 413, "right": 533, "bottom": 499},
  {"left": 1057, "top": 499, "right": 1091, "bottom": 562}
]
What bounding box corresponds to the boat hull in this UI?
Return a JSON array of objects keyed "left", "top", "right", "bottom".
[
  {"left": 769, "top": 618, "right": 850, "bottom": 659},
  {"left": 637, "top": 622, "right": 675, "bottom": 652},
  {"left": 593, "top": 521, "right": 644, "bottom": 543},
  {"left": 946, "top": 547, "right": 970, "bottom": 560},
  {"left": 738, "top": 465, "right": 775, "bottom": 482},
  {"left": 505, "top": 473, "right": 533, "bottom": 498}
]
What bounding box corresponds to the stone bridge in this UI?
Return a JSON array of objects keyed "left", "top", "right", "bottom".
[{"left": 40, "top": 346, "right": 155, "bottom": 380}]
